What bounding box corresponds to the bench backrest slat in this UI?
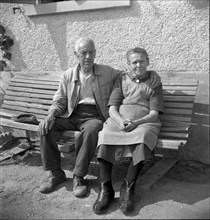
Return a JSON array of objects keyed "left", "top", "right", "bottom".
[
  {"left": 10, "top": 82, "right": 59, "bottom": 90},
  {"left": 11, "top": 77, "right": 60, "bottom": 85},
  {"left": 12, "top": 75, "right": 60, "bottom": 82},
  {"left": 4, "top": 95, "right": 52, "bottom": 105},
  {"left": 163, "top": 108, "right": 193, "bottom": 115},
  {"left": 163, "top": 90, "right": 196, "bottom": 95},
  {"left": 5, "top": 91, "right": 54, "bottom": 99},
  {"left": 3, "top": 100, "right": 50, "bottom": 110},
  {"left": 163, "top": 85, "right": 198, "bottom": 91},
  {"left": 164, "top": 102, "right": 193, "bottom": 108},
  {"left": 7, "top": 86, "right": 56, "bottom": 95},
  {"left": 163, "top": 96, "right": 194, "bottom": 102},
  {"left": 160, "top": 115, "right": 192, "bottom": 122},
  {"left": 2, "top": 104, "right": 49, "bottom": 116}
]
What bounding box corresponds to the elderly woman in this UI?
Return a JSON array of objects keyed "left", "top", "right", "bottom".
[{"left": 93, "top": 47, "right": 163, "bottom": 214}]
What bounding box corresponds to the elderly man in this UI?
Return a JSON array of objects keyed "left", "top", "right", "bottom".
[{"left": 39, "top": 37, "right": 161, "bottom": 198}]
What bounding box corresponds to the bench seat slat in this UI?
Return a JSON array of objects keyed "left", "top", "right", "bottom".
[
  {"left": 0, "top": 118, "right": 40, "bottom": 132},
  {"left": 61, "top": 132, "right": 186, "bottom": 150},
  {"left": 2, "top": 119, "right": 189, "bottom": 149},
  {"left": 156, "top": 139, "right": 186, "bottom": 149},
  {"left": 159, "top": 132, "right": 188, "bottom": 138}
]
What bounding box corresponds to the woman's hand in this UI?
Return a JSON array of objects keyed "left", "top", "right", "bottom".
[{"left": 121, "top": 119, "right": 138, "bottom": 132}]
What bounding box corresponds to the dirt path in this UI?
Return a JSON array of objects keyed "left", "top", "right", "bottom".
[{"left": 0, "top": 147, "right": 210, "bottom": 219}]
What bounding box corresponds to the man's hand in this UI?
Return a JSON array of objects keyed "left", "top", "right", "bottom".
[
  {"left": 150, "top": 71, "right": 161, "bottom": 89},
  {"left": 39, "top": 112, "right": 55, "bottom": 135}
]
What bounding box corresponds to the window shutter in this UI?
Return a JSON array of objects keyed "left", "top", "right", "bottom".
[{"left": 0, "top": 0, "right": 38, "bottom": 4}]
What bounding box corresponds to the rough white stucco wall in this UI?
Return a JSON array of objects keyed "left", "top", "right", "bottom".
[
  {"left": 0, "top": 0, "right": 209, "bottom": 72},
  {"left": 0, "top": 0, "right": 209, "bottom": 164}
]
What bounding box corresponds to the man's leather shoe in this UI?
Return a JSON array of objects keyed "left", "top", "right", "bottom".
[
  {"left": 93, "top": 180, "right": 115, "bottom": 214},
  {"left": 118, "top": 178, "right": 135, "bottom": 213},
  {"left": 73, "top": 175, "right": 87, "bottom": 197},
  {"left": 39, "top": 169, "right": 66, "bottom": 193}
]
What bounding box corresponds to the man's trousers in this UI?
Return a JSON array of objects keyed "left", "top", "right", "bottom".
[{"left": 40, "top": 104, "right": 103, "bottom": 177}]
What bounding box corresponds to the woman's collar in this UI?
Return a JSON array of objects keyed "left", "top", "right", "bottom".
[{"left": 127, "top": 71, "right": 150, "bottom": 83}]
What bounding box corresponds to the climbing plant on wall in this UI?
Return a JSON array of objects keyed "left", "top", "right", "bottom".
[{"left": 0, "top": 24, "right": 14, "bottom": 71}]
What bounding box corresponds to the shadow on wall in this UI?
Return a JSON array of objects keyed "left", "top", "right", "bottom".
[
  {"left": 32, "top": 16, "right": 69, "bottom": 71},
  {"left": 5, "top": 0, "right": 209, "bottom": 71},
  {"left": 27, "top": 2, "right": 140, "bottom": 71},
  {"left": 8, "top": 1, "right": 163, "bottom": 71},
  {"left": 179, "top": 102, "right": 210, "bottom": 164},
  {"left": 187, "top": 0, "right": 209, "bottom": 9},
  {"left": 0, "top": 71, "right": 13, "bottom": 108},
  {"left": 4, "top": 27, "right": 27, "bottom": 71}
]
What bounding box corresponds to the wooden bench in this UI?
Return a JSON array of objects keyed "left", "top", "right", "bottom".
[{"left": 0, "top": 72, "right": 199, "bottom": 186}]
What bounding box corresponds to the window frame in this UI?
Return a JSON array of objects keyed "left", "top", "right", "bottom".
[{"left": 23, "top": 0, "right": 130, "bottom": 16}]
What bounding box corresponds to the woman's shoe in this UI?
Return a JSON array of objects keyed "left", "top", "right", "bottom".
[
  {"left": 118, "top": 178, "right": 135, "bottom": 213},
  {"left": 93, "top": 180, "right": 115, "bottom": 214}
]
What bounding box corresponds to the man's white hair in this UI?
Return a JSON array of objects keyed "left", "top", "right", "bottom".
[{"left": 74, "top": 37, "right": 95, "bottom": 53}]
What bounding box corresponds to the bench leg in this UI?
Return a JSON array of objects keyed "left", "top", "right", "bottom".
[
  {"left": 25, "top": 130, "right": 33, "bottom": 148},
  {"left": 137, "top": 157, "right": 178, "bottom": 190}
]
